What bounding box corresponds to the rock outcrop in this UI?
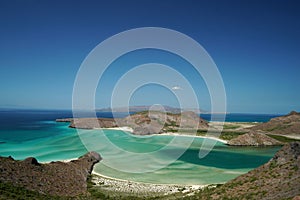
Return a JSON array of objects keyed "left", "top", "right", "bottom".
[
  {"left": 251, "top": 111, "right": 300, "bottom": 136},
  {"left": 205, "top": 142, "right": 300, "bottom": 199},
  {"left": 0, "top": 152, "right": 102, "bottom": 197},
  {"left": 228, "top": 131, "right": 283, "bottom": 146},
  {"left": 55, "top": 118, "right": 73, "bottom": 122}
]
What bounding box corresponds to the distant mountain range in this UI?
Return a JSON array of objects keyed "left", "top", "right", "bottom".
[{"left": 97, "top": 105, "right": 206, "bottom": 114}]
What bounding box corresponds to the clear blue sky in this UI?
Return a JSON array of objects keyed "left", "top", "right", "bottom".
[{"left": 0, "top": 0, "right": 299, "bottom": 114}]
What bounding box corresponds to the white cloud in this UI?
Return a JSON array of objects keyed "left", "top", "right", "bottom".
[{"left": 171, "top": 86, "right": 182, "bottom": 91}]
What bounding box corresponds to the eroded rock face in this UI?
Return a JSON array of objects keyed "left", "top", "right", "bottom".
[
  {"left": 0, "top": 152, "right": 102, "bottom": 197},
  {"left": 228, "top": 131, "right": 283, "bottom": 146}
]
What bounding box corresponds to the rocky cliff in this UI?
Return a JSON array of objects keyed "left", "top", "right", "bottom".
[{"left": 0, "top": 152, "right": 101, "bottom": 197}]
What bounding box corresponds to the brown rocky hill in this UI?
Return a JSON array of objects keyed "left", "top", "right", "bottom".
[
  {"left": 0, "top": 152, "right": 101, "bottom": 197},
  {"left": 119, "top": 111, "right": 208, "bottom": 135},
  {"left": 193, "top": 142, "right": 300, "bottom": 200},
  {"left": 251, "top": 111, "right": 300, "bottom": 136},
  {"left": 228, "top": 131, "right": 283, "bottom": 146},
  {"left": 57, "top": 111, "right": 208, "bottom": 135}
]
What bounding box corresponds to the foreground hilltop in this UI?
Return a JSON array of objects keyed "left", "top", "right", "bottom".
[
  {"left": 0, "top": 152, "right": 101, "bottom": 197},
  {"left": 57, "top": 111, "right": 209, "bottom": 135}
]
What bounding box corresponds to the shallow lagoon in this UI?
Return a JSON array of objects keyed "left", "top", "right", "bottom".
[{"left": 0, "top": 120, "right": 280, "bottom": 185}]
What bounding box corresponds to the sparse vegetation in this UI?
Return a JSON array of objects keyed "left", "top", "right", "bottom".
[
  {"left": 196, "top": 130, "right": 246, "bottom": 140},
  {"left": 267, "top": 134, "right": 300, "bottom": 143},
  {"left": 196, "top": 130, "right": 207, "bottom": 136},
  {"left": 168, "top": 120, "right": 179, "bottom": 127},
  {"left": 0, "top": 181, "right": 66, "bottom": 200},
  {"left": 223, "top": 124, "right": 241, "bottom": 130},
  {"left": 219, "top": 131, "right": 246, "bottom": 140}
]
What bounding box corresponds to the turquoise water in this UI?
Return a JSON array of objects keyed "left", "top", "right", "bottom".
[
  {"left": 0, "top": 123, "right": 279, "bottom": 185},
  {"left": 93, "top": 132, "right": 279, "bottom": 184},
  {"left": 0, "top": 110, "right": 281, "bottom": 185}
]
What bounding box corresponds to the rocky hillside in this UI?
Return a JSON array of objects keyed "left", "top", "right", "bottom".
[
  {"left": 119, "top": 111, "right": 208, "bottom": 135},
  {"left": 251, "top": 111, "right": 300, "bottom": 136},
  {"left": 0, "top": 152, "right": 101, "bottom": 197},
  {"left": 192, "top": 142, "right": 300, "bottom": 200},
  {"left": 228, "top": 131, "right": 283, "bottom": 146},
  {"left": 58, "top": 111, "right": 208, "bottom": 135}
]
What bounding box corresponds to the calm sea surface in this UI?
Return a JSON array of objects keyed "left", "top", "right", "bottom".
[{"left": 0, "top": 110, "right": 281, "bottom": 184}]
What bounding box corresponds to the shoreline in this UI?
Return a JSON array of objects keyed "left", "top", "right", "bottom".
[
  {"left": 92, "top": 171, "right": 206, "bottom": 187},
  {"left": 99, "top": 126, "right": 228, "bottom": 144},
  {"left": 100, "top": 126, "right": 134, "bottom": 132},
  {"left": 91, "top": 171, "right": 206, "bottom": 195},
  {"left": 157, "top": 132, "right": 228, "bottom": 144},
  {"left": 40, "top": 159, "right": 208, "bottom": 190}
]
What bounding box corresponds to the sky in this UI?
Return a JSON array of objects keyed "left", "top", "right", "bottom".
[{"left": 0, "top": 0, "right": 299, "bottom": 114}]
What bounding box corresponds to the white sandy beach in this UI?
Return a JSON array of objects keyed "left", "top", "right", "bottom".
[
  {"left": 91, "top": 171, "right": 205, "bottom": 195},
  {"left": 158, "top": 132, "right": 228, "bottom": 144},
  {"left": 103, "top": 126, "right": 134, "bottom": 132}
]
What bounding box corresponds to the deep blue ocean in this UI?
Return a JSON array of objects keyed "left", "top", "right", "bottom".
[{"left": 0, "top": 110, "right": 129, "bottom": 142}]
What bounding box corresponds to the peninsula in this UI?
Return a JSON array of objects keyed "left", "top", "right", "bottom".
[
  {"left": 57, "top": 111, "right": 209, "bottom": 135},
  {"left": 57, "top": 110, "right": 300, "bottom": 145}
]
